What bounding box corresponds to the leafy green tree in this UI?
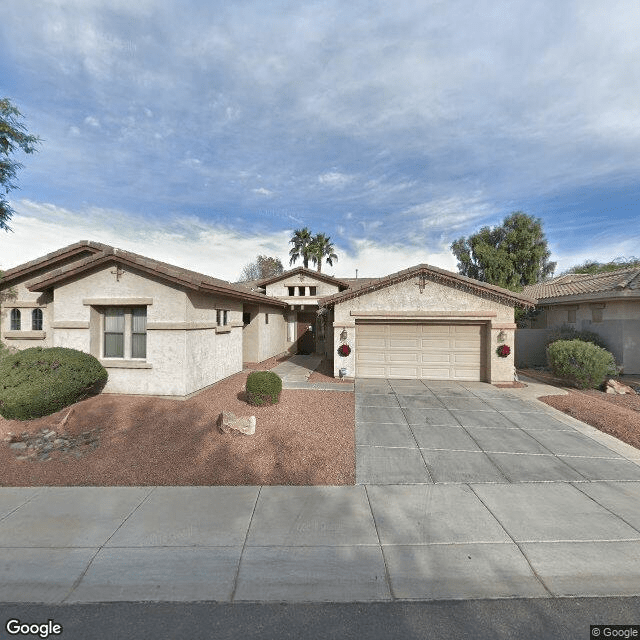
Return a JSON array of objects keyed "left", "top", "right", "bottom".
[
  {"left": 562, "top": 257, "right": 640, "bottom": 275},
  {"left": 451, "top": 211, "right": 556, "bottom": 291},
  {"left": 288, "top": 227, "right": 314, "bottom": 268},
  {"left": 1, "top": 98, "right": 40, "bottom": 231},
  {"left": 309, "top": 233, "right": 338, "bottom": 273},
  {"left": 238, "top": 255, "right": 284, "bottom": 281}
]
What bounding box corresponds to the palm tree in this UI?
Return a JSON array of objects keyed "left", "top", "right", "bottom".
[
  {"left": 289, "top": 227, "right": 313, "bottom": 268},
  {"left": 309, "top": 233, "right": 338, "bottom": 273}
]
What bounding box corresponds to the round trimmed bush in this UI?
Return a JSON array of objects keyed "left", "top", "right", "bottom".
[
  {"left": 245, "top": 370, "right": 282, "bottom": 406},
  {"left": 546, "top": 339, "right": 617, "bottom": 389},
  {"left": 0, "top": 347, "right": 108, "bottom": 420}
]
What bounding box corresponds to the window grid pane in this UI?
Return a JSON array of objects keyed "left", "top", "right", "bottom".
[
  {"left": 10, "top": 309, "right": 21, "bottom": 331},
  {"left": 105, "top": 309, "right": 125, "bottom": 332},
  {"left": 131, "top": 308, "right": 147, "bottom": 358},
  {"left": 32, "top": 308, "right": 43, "bottom": 331},
  {"left": 131, "top": 333, "right": 146, "bottom": 359},
  {"left": 104, "top": 308, "right": 125, "bottom": 357},
  {"left": 104, "top": 332, "right": 124, "bottom": 358}
]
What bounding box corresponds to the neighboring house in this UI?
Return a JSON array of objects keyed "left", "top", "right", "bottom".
[
  {"left": 1, "top": 241, "right": 535, "bottom": 396},
  {"left": 518, "top": 268, "right": 640, "bottom": 373}
]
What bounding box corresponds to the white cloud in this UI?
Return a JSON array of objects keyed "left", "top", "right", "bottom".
[
  {"left": 0, "top": 199, "right": 461, "bottom": 281},
  {"left": 83, "top": 116, "right": 100, "bottom": 128},
  {"left": 334, "top": 239, "right": 458, "bottom": 279},
  {"left": 0, "top": 200, "right": 293, "bottom": 282},
  {"left": 318, "top": 171, "right": 353, "bottom": 187},
  {"left": 252, "top": 187, "right": 273, "bottom": 196}
]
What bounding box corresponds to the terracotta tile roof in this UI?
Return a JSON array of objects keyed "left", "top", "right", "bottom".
[
  {"left": 20, "top": 242, "right": 287, "bottom": 307},
  {"left": 320, "top": 264, "right": 536, "bottom": 308},
  {"left": 522, "top": 268, "right": 640, "bottom": 301}
]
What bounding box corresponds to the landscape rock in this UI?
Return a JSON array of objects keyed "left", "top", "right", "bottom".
[
  {"left": 218, "top": 411, "right": 256, "bottom": 436},
  {"left": 605, "top": 379, "right": 635, "bottom": 395},
  {"left": 5, "top": 426, "right": 102, "bottom": 462}
]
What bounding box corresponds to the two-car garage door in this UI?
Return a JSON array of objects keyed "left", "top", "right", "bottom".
[{"left": 355, "top": 323, "right": 484, "bottom": 380}]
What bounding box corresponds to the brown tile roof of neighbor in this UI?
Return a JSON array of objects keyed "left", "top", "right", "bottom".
[
  {"left": 319, "top": 264, "right": 536, "bottom": 308},
  {"left": 256, "top": 267, "right": 350, "bottom": 289},
  {"left": 21, "top": 242, "right": 288, "bottom": 307},
  {"left": 0, "top": 240, "right": 109, "bottom": 287},
  {"left": 522, "top": 268, "right": 640, "bottom": 302}
]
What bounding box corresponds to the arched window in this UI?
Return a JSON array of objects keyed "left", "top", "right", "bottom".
[
  {"left": 10, "top": 308, "right": 21, "bottom": 331},
  {"left": 32, "top": 308, "right": 43, "bottom": 331}
]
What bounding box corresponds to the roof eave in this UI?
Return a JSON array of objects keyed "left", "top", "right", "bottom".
[{"left": 536, "top": 290, "right": 640, "bottom": 305}]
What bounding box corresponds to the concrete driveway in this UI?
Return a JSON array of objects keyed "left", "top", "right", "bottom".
[{"left": 1, "top": 380, "right": 640, "bottom": 603}]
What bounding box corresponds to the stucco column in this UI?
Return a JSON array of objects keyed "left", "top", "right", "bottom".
[
  {"left": 490, "top": 323, "right": 516, "bottom": 383},
  {"left": 333, "top": 321, "right": 356, "bottom": 378}
]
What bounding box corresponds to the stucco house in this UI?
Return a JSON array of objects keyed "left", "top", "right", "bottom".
[
  {"left": 517, "top": 268, "right": 640, "bottom": 374},
  {"left": 1, "top": 241, "right": 534, "bottom": 397}
]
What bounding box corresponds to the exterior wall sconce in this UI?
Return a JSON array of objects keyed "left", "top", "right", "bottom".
[
  {"left": 497, "top": 330, "right": 506, "bottom": 343},
  {"left": 340, "top": 329, "right": 348, "bottom": 341}
]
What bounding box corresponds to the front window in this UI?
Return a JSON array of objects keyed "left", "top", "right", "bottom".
[
  {"left": 32, "top": 308, "right": 43, "bottom": 331},
  {"left": 103, "top": 307, "right": 146, "bottom": 359},
  {"left": 288, "top": 286, "right": 295, "bottom": 296},
  {"left": 10, "top": 308, "right": 21, "bottom": 331}
]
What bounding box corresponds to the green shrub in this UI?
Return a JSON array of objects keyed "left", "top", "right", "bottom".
[
  {"left": 546, "top": 339, "right": 617, "bottom": 389},
  {"left": 0, "top": 347, "right": 108, "bottom": 420},
  {"left": 245, "top": 370, "right": 282, "bottom": 406},
  {"left": 546, "top": 324, "right": 608, "bottom": 350}
]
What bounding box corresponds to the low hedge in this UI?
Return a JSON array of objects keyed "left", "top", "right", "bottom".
[
  {"left": 546, "top": 339, "right": 616, "bottom": 389},
  {"left": 0, "top": 347, "right": 108, "bottom": 420},
  {"left": 245, "top": 370, "right": 282, "bottom": 406}
]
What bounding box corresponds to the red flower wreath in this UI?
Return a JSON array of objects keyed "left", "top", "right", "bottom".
[
  {"left": 337, "top": 344, "right": 351, "bottom": 357},
  {"left": 496, "top": 344, "right": 511, "bottom": 358}
]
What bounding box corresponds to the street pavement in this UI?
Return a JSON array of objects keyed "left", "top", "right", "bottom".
[{"left": 1, "top": 377, "right": 640, "bottom": 609}]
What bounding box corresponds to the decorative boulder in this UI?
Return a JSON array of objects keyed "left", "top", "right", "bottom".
[
  {"left": 218, "top": 411, "right": 256, "bottom": 435},
  {"left": 604, "top": 379, "right": 635, "bottom": 395}
]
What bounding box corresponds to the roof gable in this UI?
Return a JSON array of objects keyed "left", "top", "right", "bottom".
[
  {"left": 0, "top": 240, "right": 108, "bottom": 288},
  {"left": 23, "top": 243, "right": 287, "bottom": 307},
  {"left": 320, "top": 264, "right": 536, "bottom": 308},
  {"left": 257, "top": 267, "right": 350, "bottom": 289}
]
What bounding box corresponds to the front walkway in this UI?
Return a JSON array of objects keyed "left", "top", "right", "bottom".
[
  {"left": 271, "top": 354, "right": 354, "bottom": 391},
  {"left": 1, "top": 379, "right": 640, "bottom": 603}
]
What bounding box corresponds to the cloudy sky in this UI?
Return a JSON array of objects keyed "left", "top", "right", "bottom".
[{"left": 1, "top": 0, "right": 639, "bottom": 280}]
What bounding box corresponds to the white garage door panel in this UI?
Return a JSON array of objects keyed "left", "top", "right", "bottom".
[{"left": 356, "top": 323, "right": 483, "bottom": 380}]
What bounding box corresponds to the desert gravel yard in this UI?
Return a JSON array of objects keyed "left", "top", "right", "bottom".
[
  {"left": 519, "top": 369, "right": 640, "bottom": 451},
  {"left": 0, "top": 366, "right": 355, "bottom": 487}
]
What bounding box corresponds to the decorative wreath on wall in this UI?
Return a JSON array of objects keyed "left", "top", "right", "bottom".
[
  {"left": 496, "top": 344, "right": 511, "bottom": 358},
  {"left": 337, "top": 344, "right": 351, "bottom": 357}
]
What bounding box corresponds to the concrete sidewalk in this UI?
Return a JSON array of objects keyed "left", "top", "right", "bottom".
[{"left": 2, "top": 480, "right": 640, "bottom": 603}]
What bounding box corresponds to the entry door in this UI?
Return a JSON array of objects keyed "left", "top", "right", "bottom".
[
  {"left": 296, "top": 312, "right": 316, "bottom": 354},
  {"left": 356, "top": 323, "right": 483, "bottom": 380}
]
